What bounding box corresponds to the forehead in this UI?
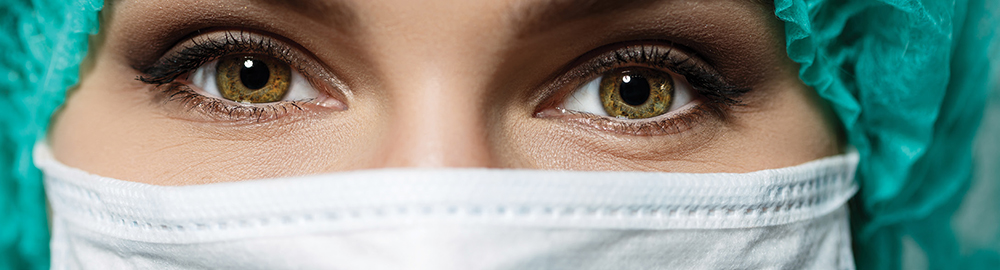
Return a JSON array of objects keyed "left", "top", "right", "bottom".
[
  {"left": 108, "top": 0, "right": 775, "bottom": 63},
  {"left": 109, "top": 0, "right": 772, "bottom": 35},
  {"left": 253, "top": 0, "right": 697, "bottom": 32}
]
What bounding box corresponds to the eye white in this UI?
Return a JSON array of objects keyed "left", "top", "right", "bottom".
[
  {"left": 561, "top": 71, "right": 695, "bottom": 117},
  {"left": 563, "top": 77, "right": 608, "bottom": 116},
  {"left": 188, "top": 59, "right": 319, "bottom": 103}
]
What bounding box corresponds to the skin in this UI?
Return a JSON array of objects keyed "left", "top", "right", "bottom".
[{"left": 50, "top": 0, "right": 843, "bottom": 185}]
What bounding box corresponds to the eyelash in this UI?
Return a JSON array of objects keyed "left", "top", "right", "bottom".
[
  {"left": 539, "top": 43, "right": 749, "bottom": 136},
  {"left": 136, "top": 31, "right": 328, "bottom": 123},
  {"left": 136, "top": 32, "right": 747, "bottom": 134}
]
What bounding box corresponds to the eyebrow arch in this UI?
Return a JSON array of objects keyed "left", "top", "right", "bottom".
[
  {"left": 510, "top": 0, "right": 775, "bottom": 37},
  {"left": 256, "top": 0, "right": 359, "bottom": 33},
  {"left": 508, "top": 0, "right": 665, "bottom": 36}
]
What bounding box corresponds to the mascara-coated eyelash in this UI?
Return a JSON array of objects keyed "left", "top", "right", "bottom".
[
  {"left": 135, "top": 30, "right": 346, "bottom": 123},
  {"left": 536, "top": 42, "right": 750, "bottom": 136}
]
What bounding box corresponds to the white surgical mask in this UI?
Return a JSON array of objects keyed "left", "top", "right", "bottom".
[{"left": 35, "top": 144, "right": 859, "bottom": 270}]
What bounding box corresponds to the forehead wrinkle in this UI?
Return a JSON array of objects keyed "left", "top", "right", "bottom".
[{"left": 255, "top": 0, "right": 359, "bottom": 34}]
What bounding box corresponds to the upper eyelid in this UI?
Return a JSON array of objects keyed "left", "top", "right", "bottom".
[
  {"left": 534, "top": 42, "right": 747, "bottom": 112},
  {"left": 139, "top": 31, "right": 300, "bottom": 83},
  {"left": 136, "top": 29, "right": 352, "bottom": 102}
]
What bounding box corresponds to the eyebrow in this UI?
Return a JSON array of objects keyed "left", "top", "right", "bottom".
[
  {"left": 507, "top": 0, "right": 666, "bottom": 36},
  {"left": 509, "top": 0, "right": 774, "bottom": 36},
  {"left": 256, "top": 0, "right": 359, "bottom": 33}
]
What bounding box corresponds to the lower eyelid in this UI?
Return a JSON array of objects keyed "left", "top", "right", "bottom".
[
  {"left": 149, "top": 82, "right": 317, "bottom": 124},
  {"left": 540, "top": 100, "right": 713, "bottom": 136},
  {"left": 176, "top": 79, "right": 334, "bottom": 109}
]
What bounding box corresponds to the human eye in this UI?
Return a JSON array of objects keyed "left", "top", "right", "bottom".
[
  {"left": 536, "top": 43, "right": 748, "bottom": 136},
  {"left": 136, "top": 31, "right": 347, "bottom": 123}
]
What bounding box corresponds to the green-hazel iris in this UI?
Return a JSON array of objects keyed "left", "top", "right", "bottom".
[
  {"left": 216, "top": 55, "right": 291, "bottom": 103},
  {"left": 599, "top": 68, "right": 674, "bottom": 119}
]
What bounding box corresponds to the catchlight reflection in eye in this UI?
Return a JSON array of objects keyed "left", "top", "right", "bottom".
[
  {"left": 563, "top": 67, "right": 694, "bottom": 119},
  {"left": 190, "top": 55, "right": 320, "bottom": 104}
]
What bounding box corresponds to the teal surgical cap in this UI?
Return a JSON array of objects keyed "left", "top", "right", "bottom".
[
  {"left": 776, "top": 0, "right": 1000, "bottom": 268},
  {"left": 0, "top": 0, "right": 997, "bottom": 269},
  {"left": 1, "top": 0, "right": 101, "bottom": 268}
]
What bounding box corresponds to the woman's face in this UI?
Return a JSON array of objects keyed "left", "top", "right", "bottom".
[{"left": 51, "top": 0, "right": 842, "bottom": 185}]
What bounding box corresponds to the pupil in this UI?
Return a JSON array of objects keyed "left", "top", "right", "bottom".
[
  {"left": 619, "top": 75, "right": 650, "bottom": 106},
  {"left": 239, "top": 59, "right": 270, "bottom": 90}
]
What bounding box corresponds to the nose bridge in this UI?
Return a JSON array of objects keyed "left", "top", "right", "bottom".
[
  {"left": 380, "top": 67, "right": 493, "bottom": 168},
  {"left": 359, "top": 0, "right": 505, "bottom": 168},
  {"left": 368, "top": 32, "right": 496, "bottom": 168}
]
